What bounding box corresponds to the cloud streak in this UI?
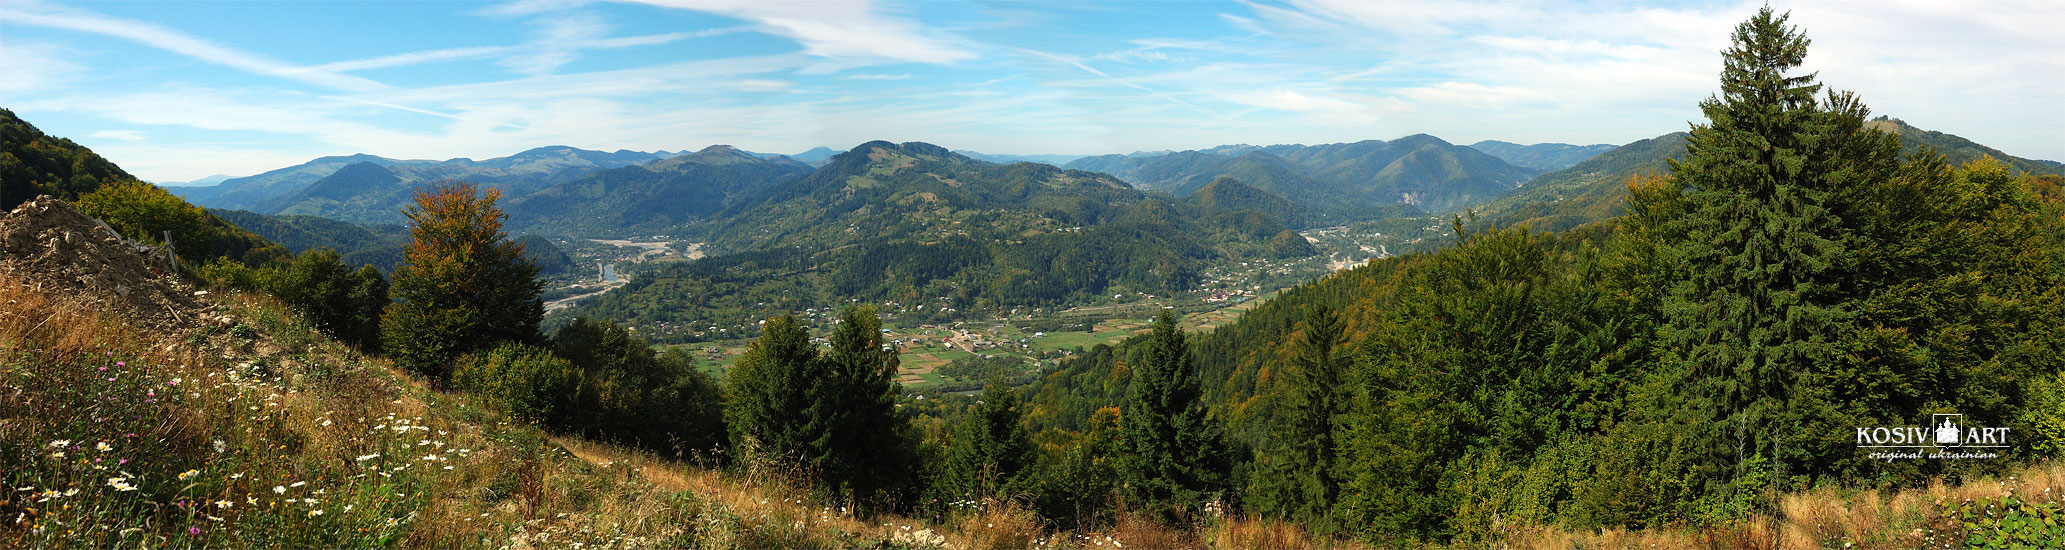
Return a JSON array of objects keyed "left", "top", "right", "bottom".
[
  {"left": 614, "top": 0, "right": 978, "bottom": 64},
  {"left": 0, "top": 0, "right": 388, "bottom": 92}
]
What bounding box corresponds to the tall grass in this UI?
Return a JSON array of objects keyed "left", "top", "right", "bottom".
[
  {"left": 0, "top": 275, "right": 697, "bottom": 548},
  {"left": 1498, "top": 463, "right": 2065, "bottom": 549}
]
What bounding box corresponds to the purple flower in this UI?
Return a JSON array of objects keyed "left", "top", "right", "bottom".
[
  {"left": 189, "top": 526, "right": 201, "bottom": 536},
  {"left": 116, "top": 361, "right": 126, "bottom": 367}
]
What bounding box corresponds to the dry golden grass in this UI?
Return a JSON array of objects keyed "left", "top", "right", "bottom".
[
  {"left": 1499, "top": 463, "right": 2065, "bottom": 550},
  {"left": 1205, "top": 516, "right": 1356, "bottom": 550},
  {"left": 943, "top": 497, "right": 1047, "bottom": 549}
]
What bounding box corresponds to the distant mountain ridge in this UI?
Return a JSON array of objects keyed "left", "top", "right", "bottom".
[
  {"left": 950, "top": 150, "right": 1088, "bottom": 166},
  {"left": 177, "top": 146, "right": 685, "bottom": 217},
  {"left": 1064, "top": 134, "right": 1537, "bottom": 214},
  {"left": 572, "top": 140, "right": 1318, "bottom": 342},
  {"left": 503, "top": 145, "right": 814, "bottom": 235},
  {"left": 1467, "top": 140, "right": 1617, "bottom": 171},
  {"left": 1474, "top": 132, "right": 1690, "bottom": 232},
  {"left": 1474, "top": 118, "right": 2064, "bottom": 233}
]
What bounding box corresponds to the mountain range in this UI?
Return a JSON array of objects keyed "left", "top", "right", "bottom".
[
  {"left": 502, "top": 145, "right": 814, "bottom": 235},
  {"left": 1471, "top": 117, "right": 2065, "bottom": 233},
  {"left": 1065, "top": 134, "right": 1542, "bottom": 215},
  {"left": 569, "top": 140, "right": 1320, "bottom": 342},
  {"left": 173, "top": 146, "right": 682, "bottom": 219},
  {"left": 1466, "top": 140, "right": 1618, "bottom": 171}
]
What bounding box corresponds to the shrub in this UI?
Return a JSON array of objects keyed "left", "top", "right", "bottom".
[{"left": 454, "top": 343, "right": 580, "bottom": 424}]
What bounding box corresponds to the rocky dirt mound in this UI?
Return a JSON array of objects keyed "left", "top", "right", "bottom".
[{"left": 0, "top": 195, "right": 213, "bottom": 333}]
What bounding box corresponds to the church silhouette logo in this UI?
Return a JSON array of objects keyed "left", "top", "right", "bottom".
[{"left": 1933, "top": 414, "right": 1963, "bottom": 446}]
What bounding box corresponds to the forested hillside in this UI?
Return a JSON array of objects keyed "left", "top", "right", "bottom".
[
  {"left": 1067, "top": 134, "right": 1536, "bottom": 215},
  {"left": 1467, "top": 140, "right": 1618, "bottom": 171},
  {"left": 1477, "top": 118, "right": 2063, "bottom": 234},
  {"left": 1, "top": 109, "right": 288, "bottom": 265},
  {"left": 502, "top": 145, "right": 812, "bottom": 235},
  {"left": 181, "top": 146, "right": 680, "bottom": 225},
  {"left": 566, "top": 141, "right": 1317, "bottom": 343},
  {"left": 1018, "top": 8, "right": 2065, "bottom": 544}
]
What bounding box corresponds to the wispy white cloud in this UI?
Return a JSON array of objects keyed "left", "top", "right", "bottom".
[
  {"left": 1014, "top": 47, "right": 1220, "bottom": 116},
  {"left": 313, "top": 46, "right": 516, "bottom": 72},
  {"left": 0, "top": 0, "right": 388, "bottom": 92},
  {"left": 0, "top": 40, "right": 84, "bottom": 95},
  {"left": 87, "top": 129, "right": 146, "bottom": 141},
  {"left": 838, "top": 73, "right": 911, "bottom": 80},
  {"left": 609, "top": 0, "right": 978, "bottom": 65}
]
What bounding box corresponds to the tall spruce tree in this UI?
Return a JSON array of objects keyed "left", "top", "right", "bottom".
[
  {"left": 724, "top": 314, "right": 817, "bottom": 461},
  {"left": 725, "top": 307, "right": 913, "bottom": 511},
  {"left": 1120, "top": 311, "right": 1228, "bottom": 521},
  {"left": 939, "top": 383, "right": 1034, "bottom": 501},
  {"left": 1249, "top": 304, "right": 1347, "bottom": 529},
  {"left": 811, "top": 304, "right": 913, "bottom": 507},
  {"left": 1660, "top": 6, "right": 1889, "bottom": 512}
]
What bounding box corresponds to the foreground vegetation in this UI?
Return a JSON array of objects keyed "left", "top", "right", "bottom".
[{"left": 11, "top": 7, "right": 2065, "bottom": 548}]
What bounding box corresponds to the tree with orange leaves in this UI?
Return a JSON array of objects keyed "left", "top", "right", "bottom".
[{"left": 382, "top": 181, "right": 543, "bottom": 381}]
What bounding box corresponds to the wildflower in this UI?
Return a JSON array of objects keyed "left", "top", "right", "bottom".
[
  {"left": 212, "top": 440, "right": 226, "bottom": 453},
  {"left": 48, "top": 440, "right": 69, "bottom": 448},
  {"left": 289, "top": 481, "right": 306, "bottom": 488},
  {"left": 354, "top": 453, "right": 380, "bottom": 462},
  {"left": 108, "top": 477, "right": 138, "bottom": 492},
  {"left": 309, "top": 509, "right": 324, "bottom": 517},
  {"left": 207, "top": 515, "right": 223, "bottom": 522},
  {"left": 188, "top": 526, "right": 201, "bottom": 536},
  {"left": 116, "top": 361, "right": 125, "bottom": 367},
  {"left": 178, "top": 470, "right": 200, "bottom": 481},
  {"left": 273, "top": 486, "right": 286, "bottom": 494},
  {"left": 96, "top": 442, "right": 112, "bottom": 452},
  {"left": 215, "top": 500, "right": 232, "bottom": 509}
]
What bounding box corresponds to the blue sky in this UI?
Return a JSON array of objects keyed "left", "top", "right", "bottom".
[{"left": 3, "top": 0, "right": 2060, "bottom": 182}]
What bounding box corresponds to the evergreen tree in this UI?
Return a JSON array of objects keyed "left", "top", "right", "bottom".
[
  {"left": 940, "top": 383, "right": 1034, "bottom": 502},
  {"left": 552, "top": 318, "right": 726, "bottom": 456},
  {"left": 1120, "top": 311, "right": 1228, "bottom": 521},
  {"left": 725, "top": 307, "right": 914, "bottom": 511},
  {"left": 271, "top": 249, "right": 352, "bottom": 333},
  {"left": 382, "top": 182, "right": 542, "bottom": 381},
  {"left": 1248, "top": 304, "right": 1346, "bottom": 529},
  {"left": 345, "top": 264, "right": 389, "bottom": 350},
  {"left": 725, "top": 314, "right": 818, "bottom": 461},
  {"left": 1658, "top": 6, "right": 1891, "bottom": 512},
  {"left": 810, "top": 305, "right": 914, "bottom": 507}
]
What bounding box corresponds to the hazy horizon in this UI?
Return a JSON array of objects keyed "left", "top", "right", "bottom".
[{"left": 4, "top": 0, "right": 2060, "bottom": 182}]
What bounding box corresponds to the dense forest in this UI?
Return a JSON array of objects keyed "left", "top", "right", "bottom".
[
  {"left": 557, "top": 11, "right": 2065, "bottom": 543},
  {"left": 567, "top": 141, "right": 1318, "bottom": 343},
  {"left": 1015, "top": 7, "right": 2065, "bottom": 543},
  {"left": 11, "top": 6, "right": 2065, "bottom": 547}
]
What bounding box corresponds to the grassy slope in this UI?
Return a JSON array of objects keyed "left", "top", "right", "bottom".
[
  {"left": 0, "top": 233, "right": 1351, "bottom": 548},
  {"left": 0, "top": 265, "right": 965, "bottom": 548}
]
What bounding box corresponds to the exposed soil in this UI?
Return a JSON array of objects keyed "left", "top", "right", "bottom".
[{"left": 0, "top": 195, "right": 221, "bottom": 335}]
